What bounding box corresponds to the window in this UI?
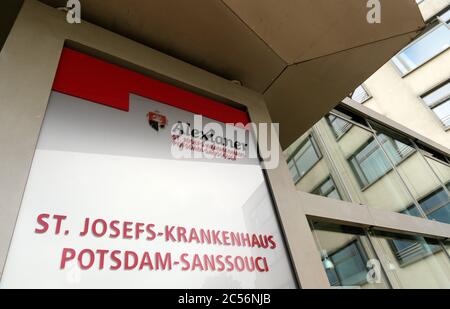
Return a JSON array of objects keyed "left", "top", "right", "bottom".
[
  {"left": 383, "top": 230, "right": 443, "bottom": 267},
  {"left": 400, "top": 186, "right": 450, "bottom": 224},
  {"left": 349, "top": 137, "right": 391, "bottom": 188},
  {"left": 310, "top": 222, "right": 389, "bottom": 288},
  {"left": 439, "top": 10, "right": 450, "bottom": 25},
  {"left": 372, "top": 230, "right": 450, "bottom": 288},
  {"left": 349, "top": 85, "right": 371, "bottom": 104},
  {"left": 421, "top": 80, "right": 450, "bottom": 127},
  {"left": 421, "top": 188, "right": 450, "bottom": 223},
  {"left": 392, "top": 10, "right": 450, "bottom": 75},
  {"left": 377, "top": 133, "right": 416, "bottom": 164},
  {"left": 413, "top": 187, "right": 450, "bottom": 224},
  {"left": 287, "top": 135, "right": 322, "bottom": 183},
  {"left": 324, "top": 241, "right": 369, "bottom": 287},
  {"left": 326, "top": 114, "right": 352, "bottom": 139},
  {"left": 349, "top": 134, "right": 415, "bottom": 188},
  {"left": 312, "top": 177, "right": 342, "bottom": 200},
  {"left": 390, "top": 237, "right": 441, "bottom": 267}
]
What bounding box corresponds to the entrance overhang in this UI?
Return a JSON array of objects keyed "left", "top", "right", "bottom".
[{"left": 13, "top": 0, "right": 426, "bottom": 147}]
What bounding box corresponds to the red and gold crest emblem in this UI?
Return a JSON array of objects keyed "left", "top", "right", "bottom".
[{"left": 147, "top": 111, "right": 168, "bottom": 132}]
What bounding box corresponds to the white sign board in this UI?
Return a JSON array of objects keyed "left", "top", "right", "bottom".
[{"left": 1, "top": 92, "right": 296, "bottom": 288}]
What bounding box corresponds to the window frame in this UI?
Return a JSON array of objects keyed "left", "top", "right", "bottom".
[
  {"left": 391, "top": 13, "right": 450, "bottom": 77},
  {"left": 287, "top": 134, "right": 323, "bottom": 184},
  {"left": 326, "top": 113, "right": 353, "bottom": 141},
  {"left": 311, "top": 176, "right": 342, "bottom": 200},
  {"left": 349, "top": 84, "right": 372, "bottom": 104},
  {"left": 419, "top": 78, "right": 450, "bottom": 130},
  {"left": 348, "top": 134, "right": 416, "bottom": 190},
  {"left": 322, "top": 239, "right": 369, "bottom": 287},
  {"left": 403, "top": 186, "right": 450, "bottom": 224},
  {"left": 387, "top": 233, "right": 443, "bottom": 268}
]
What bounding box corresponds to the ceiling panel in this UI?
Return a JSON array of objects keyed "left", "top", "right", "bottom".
[
  {"left": 34, "top": 0, "right": 424, "bottom": 149},
  {"left": 223, "top": 0, "right": 424, "bottom": 64},
  {"left": 264, "top": 31, "right": 418, "bottom": 148},
  {"left": 38, "top": 0, "right": 286, "bottom": 92}
]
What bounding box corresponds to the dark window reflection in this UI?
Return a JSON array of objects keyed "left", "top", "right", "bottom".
[
  {"left": 287, "top": 135, "right": 322, "bottom": 183},
  {"left": 312, "top": 177, "right": 342, "bottom": 200},
  {"left": 403, "top": 187, "right": 450, "bottom": 224},
  {"left": 326, "top": 114, "right": 352, "bottom": 139},
  {"left": 372, "top": 230, "right": 450, "bottom": 288},
  {"left": 323, "top": 241, "right": 369, "bottom": 287},
  {"left": 349, "top": 134, "right": 415, "bottom": 188},
  {"left": 310, "top": 222, "right": 389, "bottom": 289},
  {"left": 376, "top": 231, "right": 443, "bottom": 267}
]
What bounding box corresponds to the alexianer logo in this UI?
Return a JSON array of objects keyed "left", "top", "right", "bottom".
[{"left": 147, "top": 110, "right": 168, "bottom": 132}]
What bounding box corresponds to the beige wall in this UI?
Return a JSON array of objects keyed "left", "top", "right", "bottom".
[
  {"left": 361, "top": 2, "right": 450, "bottom": 149},
  {"left": 362, "top": 49, "right": 450, "bottom": 149}
]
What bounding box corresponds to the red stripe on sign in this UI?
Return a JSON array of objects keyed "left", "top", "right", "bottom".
[{"left": 52, "top": 48, "right": 250, "bottom": 125}]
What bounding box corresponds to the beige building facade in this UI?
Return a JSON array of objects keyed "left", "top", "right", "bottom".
[
  {"left": 359, "top": 0, "right": 450, "bottom": 148},
  {"left": 285, "top": 102, "right": 450, "bottom": 288}
]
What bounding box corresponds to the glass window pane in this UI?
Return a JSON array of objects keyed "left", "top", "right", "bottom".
[
  {"left": 371, "top": 230, "right": 450, "bottom": 288},
  {"left": 333, "top": 242, "right": 368, "bottom": 286},
  {"left": 400, "top": 205, "right": 422, "bottom": 217},
  {"left": 432, "top": 100, "right": 450, "bottom": 126},
  {"left": 349, "top": 137, "right": 393, "bottom": 187},
  {"left": 326, "top": 189, "right": 341, "bottom": 200},
  {"left": 419, "top": 188, "right": 449, "bottom": 213},
  {"left": 378, "top": 134, "right": 415, "bottom": 164},
  {"left": 310, "top": 222, "right": 389, "bottom": 289},
  {"left": 425, "top": 156, "right": 450, "bottom": 186},
  {"left": 350, "top": 85, "right": 371, "bottom": 104},
  {"left": 422, "top": 82, "right": 450, "bottom": 106},
  {"left": 284, "top": 131, "right": 349, "bottom": 201},
  {"left": 327, "top": 114, "right": 352, "bottom": 139},
  {"left": 427, "top": 205, "right": 450, "bottom": 223},
  {"left": 329, "top": 119, "right": 423, "bottom": 216},
  {"left": 393, "top": 23, "right": 450, "bottom": 75},
  {"left": 312, "top": 177, "right": 342, "bottom": 201},
  {"left": 325, "top": 268, "right": 340, "bottom": 286},
  {"left": 439, "top": 10, "right": 450, "bottom": 23},
  {"left": 293, "top": 137, "right": 321, "bottom": 178},
  {"left": 425, "top": 156, "right": 450, "bottom": 219},
  {"left": 288, "top": 160, "right": 300, "bottom": 183},
  {"left": 372, "top": 124, "right": 450, "bottom": 223},
  {"left": 320, "top": 178, "right": 334, "bottom": 193}
]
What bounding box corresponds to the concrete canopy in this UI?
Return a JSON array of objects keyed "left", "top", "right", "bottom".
[{"left": 35, "top": 0, "right": 424, "bottom": 148}]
